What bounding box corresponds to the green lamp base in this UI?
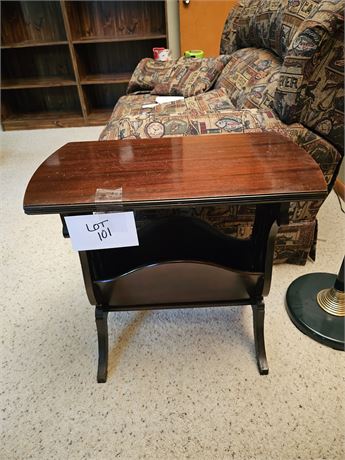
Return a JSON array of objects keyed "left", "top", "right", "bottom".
[{"left": 286, "top": 273, "right": 344, "bottom": 351}]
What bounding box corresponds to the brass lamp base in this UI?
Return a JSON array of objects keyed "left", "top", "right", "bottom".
[{"left": 317, "top": 288, "right": 345, "bottom": 317}]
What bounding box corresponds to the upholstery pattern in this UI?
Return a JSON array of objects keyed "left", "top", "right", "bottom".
[
  {"left": 220, "top": 0, "right": 243, "bottom": 55},
  {"left": 126, "top": 58, "right": 176, "bottom": 94},
  {"left": 105, "top": 93, "right": 158, "bottom": 120},
  {"left": 221, "top": 0, "right": 344, "bottom": 153},
  {"left": 276, "top": 0, "right": 345, "bottom": 153},
  {"left": 154, "top": 88, "right": 235, "bottom": 115},
  {"left": 214, "top": 47, "right": 282, "bottom": 110},
  {"left": 127, "top": 56, "right": 231, "bottom": 97},
  {"left": 221, "top": 0, "right": 322, "bottom": 59},
  {"left": 152, "top": 56, "right": 231, "bottom": 97},
  {"left": 99, "top": 89, "right": 235, "bottom": 140},
  {"left": 100, "top": 106, "right": 341, "bottom": 185}
]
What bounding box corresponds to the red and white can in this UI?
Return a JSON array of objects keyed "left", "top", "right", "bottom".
[{"left": 153, "top": 48, "right": 171, "bottom": 61}]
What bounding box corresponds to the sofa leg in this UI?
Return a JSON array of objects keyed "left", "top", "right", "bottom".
[
  {"left": 251, "top": 301, "right": 269, "bottom": 375},
  {"left": 95, "top": 306, "right": 109, "bottom": 383}
]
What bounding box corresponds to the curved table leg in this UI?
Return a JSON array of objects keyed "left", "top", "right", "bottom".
[
  {"left": 95, "top": 306, "right": 109, "bottom": 383},
  {"left": 252, "top": 301, "right": 269, "bottom": 375}
]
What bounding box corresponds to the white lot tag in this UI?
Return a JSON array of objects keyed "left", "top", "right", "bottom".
[{"left": 65, "top": 212, "right": 139, "bottom": 251}]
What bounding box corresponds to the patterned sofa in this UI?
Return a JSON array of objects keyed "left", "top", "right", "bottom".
[{"left": 100, "top": 0, "right": 344, "bottom": 265}]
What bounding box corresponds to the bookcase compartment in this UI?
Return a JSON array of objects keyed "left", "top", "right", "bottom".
[
  {"left": 66, "top": 0, "right": 166, "bottom": 42},
  {"left": 83, "top": 83, "right": 128, "bottom": 123},
  {"left": 2, "top": 45, "right": 75, "bottom": 89},
  {"left": 1, "top": 1, "right": 66, "bottom": 47},
  {"left": 2, "top": 86, "right": 83, "bottom": 129},
  {"left": 76, "top": 39, "right": 167, "bottom": 84}
]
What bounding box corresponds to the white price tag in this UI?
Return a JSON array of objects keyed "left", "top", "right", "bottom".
[{"left": 65, "top": 212, "right": 139, "bottom": 251}]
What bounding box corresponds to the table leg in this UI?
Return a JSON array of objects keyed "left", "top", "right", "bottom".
[
  {"left": 95, "top": 307, "right": 109, "bottom": 383},
  {"left": 252, "top": 300, "right": 269, "bottom": 375}
]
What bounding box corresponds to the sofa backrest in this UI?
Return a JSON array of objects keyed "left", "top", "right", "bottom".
[
  {"left": 276, "top": 1, "right": 344, "bottom": 153},
  {"left": 221, "top": 0, "right": 321, "bottom": 59},
  {"left": 220, "top": 0, "right": 344, "bottom": 153}
]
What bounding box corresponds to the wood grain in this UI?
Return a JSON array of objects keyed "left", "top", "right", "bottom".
[
  {"left": 1, "top": 1, "right": 167, "bottom": 131},
  {"left": 66, "top": 1, "right": 166, "bottom": 41},
  {"left": 82, "top": 83, "right": 128, "bottom": 111},
  {"left": 80, "top": 73, "right": 131, "bottom": 85},
  {"left": 1, "top": 45, "right": 74, "bottom": 83},
  {"left": 1, "top": 77, "right": 76, "bottom": 89},
  {"left": 75, "top": 40, "right": 167, "bottom": 78},
  {"left": 2, "top": 111, "right": 85, "bottom": 130},
  {"left": 60, "top": 0, "right": 88, "bottom": 119},
  {"left": 24, "top": 133, "right": 327, "bottom": 215},
  {"left": 1, "top": 1, "right": 66, "bottom": 46},
  {"left": 1, "top": 40, "right": 68, "bottom": 49},
  {"left": 72, "top": 34, "right": 167, "bottom": 44},
  {"left": 2, "top": 86, "right": 81, "bottom": 116}
]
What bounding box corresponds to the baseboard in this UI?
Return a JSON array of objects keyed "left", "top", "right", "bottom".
[{"left": 334, "top": 178, "right": 345, "bottom": 202}]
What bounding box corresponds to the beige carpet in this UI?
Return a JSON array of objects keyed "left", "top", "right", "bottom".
[{"left": 1, "top": 127, "right": 344, "bottom": 460}]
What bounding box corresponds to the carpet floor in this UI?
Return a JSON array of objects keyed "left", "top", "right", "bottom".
[{"left": 1, "top": 127, "right": 344, "bottom": 460}]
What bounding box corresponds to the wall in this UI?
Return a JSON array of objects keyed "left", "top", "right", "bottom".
[{"left": 166, "top": 0, "right": 181, "bottom": 59}]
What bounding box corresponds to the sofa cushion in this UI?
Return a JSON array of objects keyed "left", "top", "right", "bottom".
[
  {"left": 154, "top": 88, "right": 235, "bottom": 116},
  {"left": 126, "top": 58, "right": 176, "bottom": 94},
  {"left": 99, "top": 89, "right": 235, "bottom": 140},
  {"left": 108, "top": 93, "right": 158, "bottom": 119},
  {"left": 214, "top": 47, "right": 281, "bottom": 110},
  {"left": 151, "top": 56, "right": 231, "bottom": 97},
  {"left": 127, "top": 56, "right": 231, "bottom": 97}
]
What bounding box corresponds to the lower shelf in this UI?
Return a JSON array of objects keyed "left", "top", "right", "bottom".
[
  {"left": 2, "top": 111, "right": 85, "bottom": 130},
  {"left": 83, "top": 216, "right": 262, "bottom": 306},
  {"left": 80, "top": 73, "right": 131, "bottom": 85},
  {"left": 2, "top": 109, "right": 113, "bottom": 130},
  {"left": 85, "top": 109, "right": 113, "bottom": 125},
  {"left": 95, "top": 261, "right": 264, "bottom": 307},
  {"left": 1, "top": 77, "right": 77, "bottom": 89},
  {"left": 1, "top": 86, "right": 84, "bottom": 130}
]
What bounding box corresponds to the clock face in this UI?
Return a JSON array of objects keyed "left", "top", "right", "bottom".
[{"left": 145, "top": 122, "right": 165, "bottom": 138}]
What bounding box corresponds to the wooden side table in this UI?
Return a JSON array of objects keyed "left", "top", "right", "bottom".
[{"left": 23, "top": 134, "right": 327, "bottom": 382}]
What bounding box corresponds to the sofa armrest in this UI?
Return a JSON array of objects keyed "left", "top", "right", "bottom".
[{"left": 285, "top": 124, "right": 342, "bottom": 187}]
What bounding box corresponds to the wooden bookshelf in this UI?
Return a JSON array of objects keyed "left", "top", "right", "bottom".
[
  {"left": 80, "top": 73, "right": 132, "bottom": 85},
  {"left": 1, "top": 40, "right": 69, "bottom": 49},
  {"left": 1, "top": 77, "right": 77, "bottom": 90},
  {"left": 72, "top": 34, "right": 167, "bottom": 45},
  {"left": 1, "top": 0, "right": 167, "bottom": 130}
]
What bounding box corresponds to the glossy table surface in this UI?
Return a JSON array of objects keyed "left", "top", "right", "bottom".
[{"left": 23, "top": 133, "right": 327, "bottom": 214}]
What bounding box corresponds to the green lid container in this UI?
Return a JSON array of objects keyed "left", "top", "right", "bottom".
[{"left": 184, "top": 50, "right": 204, "bottom": 58}]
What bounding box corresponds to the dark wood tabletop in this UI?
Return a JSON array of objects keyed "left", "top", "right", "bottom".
[{"left": 23, "top": 133, "right": 327, "bottom": 214}]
